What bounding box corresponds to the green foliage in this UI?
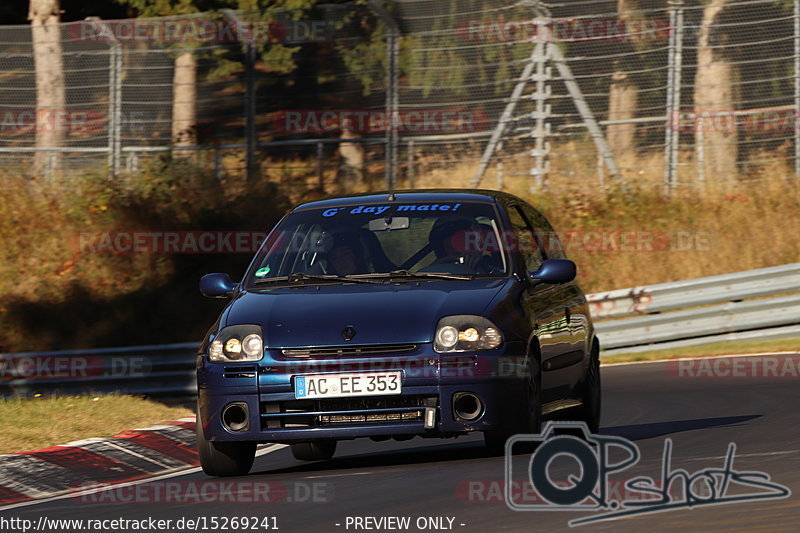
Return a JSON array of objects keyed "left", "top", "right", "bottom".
[
  {"left": 405, "top": 0, "right": 533, "bottom": 98},
  {"left": 337, "top": 20, "right": 388, "bottom": 95},
  {"left": 260, "top": 41, "right": 302, "bottom": 74},
  {"left": 114, "top": 0, "right": 317, "bottom": 74},
  {"left": 114, "top": 0, "right": 212, "bottom": 17}
]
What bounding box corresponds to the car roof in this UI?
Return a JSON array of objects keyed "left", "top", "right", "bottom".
[{"left": 292, "top": 189, "right": 523, "bottom": 212}]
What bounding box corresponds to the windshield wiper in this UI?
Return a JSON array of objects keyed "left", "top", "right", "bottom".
[
  {"left": 253, "top": 272, "right": 381, "bottom": 285},
  {"left": 351, "top": 269, "right": 474, "bottom": 281}
]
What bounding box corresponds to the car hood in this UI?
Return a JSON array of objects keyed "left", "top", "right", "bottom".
[{"left": 221, "top": 279, "right": 510, "bottom": 348}]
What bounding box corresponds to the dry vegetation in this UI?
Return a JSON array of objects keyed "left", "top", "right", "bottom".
[
  {"left": 0, "top": 157, "right": 289, "bottom": 352},
  {"left": 0, "top": 394, "right": 192, "bottom": 454},
  {"left": 0, "top": 145, "right": 798, "bottom": 352},
  {"left": 602, "top": 337, "right": 800, "bottom": 365}
]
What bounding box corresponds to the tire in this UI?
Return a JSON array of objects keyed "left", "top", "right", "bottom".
[
  {"left": 484, "top": 358, "right": 542, "bottom": 454},
  {"left": 197, "top": 403, "right": 256, "bottom": 477},
  {"left": 290, "top": 440, "right": 337, "bottom": 461},
  {"left": 578, "top": 344, "right": 601, "bottom": 434}
]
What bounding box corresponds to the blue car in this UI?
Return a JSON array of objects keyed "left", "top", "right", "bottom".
[{"left": 196, "top": 190, "right": 600, "bottom": 476}]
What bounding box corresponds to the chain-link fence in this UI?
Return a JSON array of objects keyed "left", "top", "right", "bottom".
[
  {"left": 2, "top": 0, "right": 799, "bottom": 194},
  {"left": 396, "top": 0, "right": 800, "bottom": 193}
]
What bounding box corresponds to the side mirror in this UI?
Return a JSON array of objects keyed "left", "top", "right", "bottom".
[
  {"left": 529, "top": 259, "right": 576, "bottom": 284},
  {"left": 200, "top": 273, "right": 237, "bottom": 298}
]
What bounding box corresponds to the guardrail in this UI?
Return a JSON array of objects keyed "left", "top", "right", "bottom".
[
  {"left": 1, "top": 263, "right": 798, "bottom": 397},
  {"left": 0, "top": 343, "right": 197, "bottom": 399},
  {"left": 591, "top": 262, "right": 800, "bottom": 355}
]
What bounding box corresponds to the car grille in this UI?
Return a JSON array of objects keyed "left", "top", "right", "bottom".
[
  {"left": 281, "top": 344, "right": 417, "bottom": 358},
  {"left": 261, "top": 395, "right": 437, "bottom": 429}
]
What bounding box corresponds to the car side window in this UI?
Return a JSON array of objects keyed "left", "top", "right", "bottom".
[
  {"left": 507, "top": 205, "right": 544, "bottom": 271},
  {"left": 522, "top": 205, "right": 567, "bottom": 260}
]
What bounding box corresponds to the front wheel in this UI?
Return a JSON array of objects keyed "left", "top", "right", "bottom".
[
  {"left": 290, "top": 440, "right": 337, "bottom": 461},
  {"left": 484, "top": 360, "right": 541, "bottom": 454},
  {"left": 197, "top": 404, "right": 256, "bottom": 477}
]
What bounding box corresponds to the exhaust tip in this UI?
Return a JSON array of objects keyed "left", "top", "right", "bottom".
[
  {"left": 453, "top": 393, "right": 483, "bottom": 422},
  {"left": 221, "top": 402, "right": 249, "bottom": 432}
]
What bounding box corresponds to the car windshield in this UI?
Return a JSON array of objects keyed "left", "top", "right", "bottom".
[{"left": 244, "top": 201, "right": 508, "bottom": 286}]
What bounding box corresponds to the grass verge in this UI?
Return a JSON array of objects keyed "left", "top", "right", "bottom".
[
  {"left": 601, "top": 337, "right": 800, "bottom": 365},
  {"left": 0, "top": 394, "right": 193, "bottom": 455}
]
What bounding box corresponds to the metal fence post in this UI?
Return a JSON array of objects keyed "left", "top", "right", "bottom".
[
  {"left": 222, "top": 10, "right": 257, "bottom": 182},
  {"left": 316, "top": 141, "right": 324, "bottom": 190},
  {"left": 531, "top": 35, "right": 551, "bottom": 191},
  {"left": 664, "top": 5, "right": 676, "bottom": 188},
  {"left": 112, "top": 43, "right": 122, "bottom": 177},
  {"left": 385, "top": 24, "right": 399, "bottom": 190},
  {"left": 407, "top": 139, "right": 415, "bottom": 188},
  {"left": 369, "top": 0, "right": 399, "bottom": 190},
  {"left": 245, "top": 42, "right": 257, "bottom": 182},
  {"left": 794, "top": 0, "right": 800, "bottom": 179},
  {"left": 88, "top": 17, "right": 122, "bottom": 178},
  {"left": 696, "top": 115, "right": 705, "bottom": 184},
  {"left": 672, "top": 3, "right": 684, "bottom": 190},
  {"left": 496, "top": 140, "right": 504, "bottom": 190},
  {"left": 664, "top": 1, "right": 684, "bottom": 194},
  {"left": 108, "top": 46, "right": 118, "bottom": 177}
]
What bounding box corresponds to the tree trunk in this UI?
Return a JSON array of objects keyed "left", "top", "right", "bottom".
[
  {"left": 694, "top": 0, "right": 739, "bottom": 180},
  {"left": 337, "top": 121, "right": 365, "bottom": 193},
  {"left": 607, "top": 65, "right": 638, "bottom": 158},
  {"left": 607, "top": 0, "right": 638, "bottom": 160},
  {"left": 172, "top": 50, "right": 197, "bottom": 155},
  {"left": 28, "top": 0, "right": 65, "bottom": 178}
]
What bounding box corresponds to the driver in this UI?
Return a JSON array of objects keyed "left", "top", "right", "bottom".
[
  {"left": 325, "top": 231, "right": 367, "bottom": 276},
  {"left": 424, "top": 216, "right": 486, "bottom": 274}
]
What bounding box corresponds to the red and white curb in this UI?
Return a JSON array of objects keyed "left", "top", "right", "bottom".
[{"left": 0, "top": 416, "right": 200, "bottom": 506}]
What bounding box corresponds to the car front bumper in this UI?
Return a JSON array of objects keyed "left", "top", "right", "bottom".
[{"left": 197, "top": 341, "right": 529, "bottom": 443}]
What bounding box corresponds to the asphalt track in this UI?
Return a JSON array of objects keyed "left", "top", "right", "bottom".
[{"left": 3, "top": 353, "right": 800, "bottom": 532}]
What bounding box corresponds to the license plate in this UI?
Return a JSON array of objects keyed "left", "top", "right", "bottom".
[{"left": 294, "top": 371, "right": 402, "bottom": 399}]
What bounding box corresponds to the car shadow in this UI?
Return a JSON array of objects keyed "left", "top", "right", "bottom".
[
  {"left": 252, "top": 438, "right": 492, "bottom": 476},
  {"left": 253, "top": 415, "right": 762, "bottom": 476},
  {"left": 600, "top": 414, "right": 761, "bottom": 441}
]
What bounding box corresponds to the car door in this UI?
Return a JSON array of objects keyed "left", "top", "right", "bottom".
[
  {"left": 522, "top": 204, "right": 590, "bottom": 395},
  {"left": 506, "top": 204, "right": 573, "bottom": 403}
]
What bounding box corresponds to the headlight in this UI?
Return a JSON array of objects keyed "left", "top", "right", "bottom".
[
  {"left": 436, "top": 326, "right": 459, "bottom": 349},
  {"left": 242, "top": 334, "right": 263, "bottom": 357},
  {"left": 434, "top": 316, "right": 503, "bottom": 353},
  {"left": 208, "top": 325, "right": 264, "bottom": 362}
]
